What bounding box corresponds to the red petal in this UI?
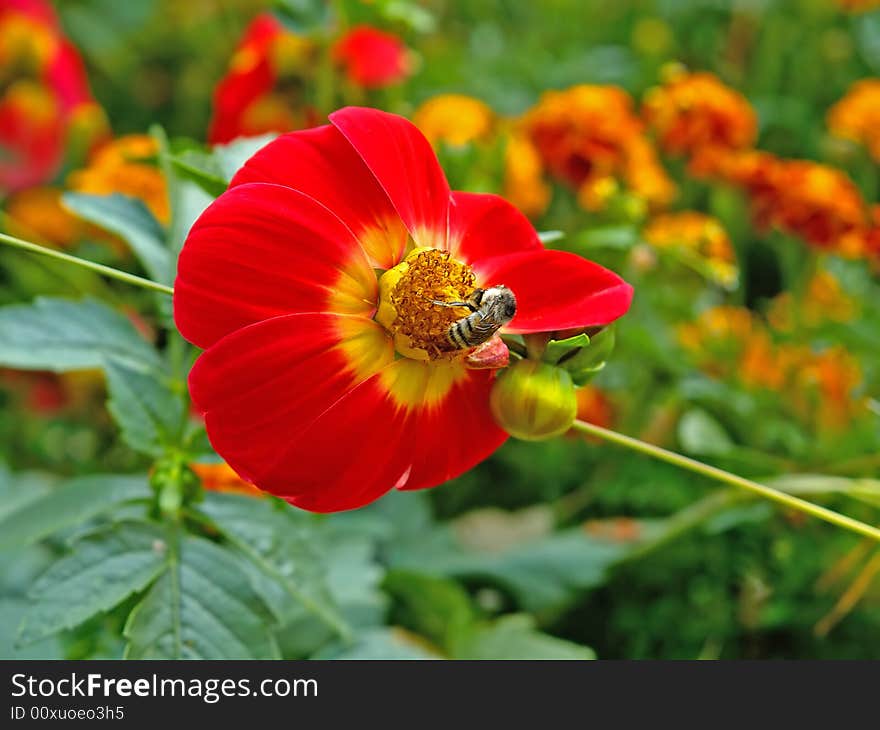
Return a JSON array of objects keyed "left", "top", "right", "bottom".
[
  {"left": 174, "top": 182, "right": 376, "bottom": 350},
  {"left": 189, "top": 313, "right": 394, "bottom": 500},
  {"left": 229, "top": 124, "right": 407, "bottom": 268},
  {"left": 396, "top": 369, "right": 508, "bottom": 491},
  {"left": 473, "top": 249, "right": 634, "bottom": 333},
  {"left": 329, "top": 106, "right": 450, "bottom": 249},
  {"left": 448, "top": 191, "right": 543, "bottom": 263}
]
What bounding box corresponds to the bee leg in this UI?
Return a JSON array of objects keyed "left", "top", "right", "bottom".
[{"left": 429, "top": 299, "right": 478, "bottom": 311}]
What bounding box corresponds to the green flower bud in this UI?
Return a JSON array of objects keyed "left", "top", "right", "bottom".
[{"left": 490, "top": 360, "right": 577, "bottom": 441}]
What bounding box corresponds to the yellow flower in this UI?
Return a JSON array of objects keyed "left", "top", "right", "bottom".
[
  {"left": 413, "top": 94, "right": 495, "bottom": 147},
  {"left": 503, "top": 132, "right": 551, "bottom": 217},
  {"left": 67, "top": 135, "right": 169, "bottom": 224}
]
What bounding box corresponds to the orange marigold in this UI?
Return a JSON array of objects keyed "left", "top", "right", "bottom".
[
  {"left": 503, "top": 132, "right": 551, "bottom": 217},
  {"left": 190, "top": 461, "right": 264, "bottom": 497},
  {"left": 827, "top": 79, "right": 880, "bottom": 162},
  {"left": 412, "top": 94, "right": 494, "bottom": 147},
  {"left": 768, "top": 270, "right": 858, "bottom": 331},
  {"left": 716, "top": 151, "right": 870, "bottom": 254},
  {"left": 523, "top": 85, "right": 675, "bottom": 210},
  {"left": 3, "top": 185, "right": 85, "bottom": 247},
  {"left": 643, "top": 211, "right": 738, "bottom": 288},
  {"left": 67, "top": 134, "right": 169, "bottom": 224},
  {"left": 642, "top": 68, "right": 757, "bottom": 174}
]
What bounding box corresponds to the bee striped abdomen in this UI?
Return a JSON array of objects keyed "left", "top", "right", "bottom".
[{"left": 440, "top": 285, "right": 517, "bottom": 350}]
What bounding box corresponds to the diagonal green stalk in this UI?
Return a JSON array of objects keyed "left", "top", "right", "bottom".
[
  {"left": 0, "top": 231, "right": 174, "bottom": 296},
  {"left": 570, "top": 419, "right": 880, "bottom": 543}
]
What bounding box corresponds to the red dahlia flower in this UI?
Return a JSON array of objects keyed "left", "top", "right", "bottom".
[
  {"left": 208, "top": 13, "right": 318, "bottom": 144},
  {"left": 332, "top": 26, "right": 411, "bottom": 89},
  {"left": 0, "top": 0, "right": 104, "bottom": 191},
  {"left": 175, "top": 107, "right": 632, "bottom": 512}
]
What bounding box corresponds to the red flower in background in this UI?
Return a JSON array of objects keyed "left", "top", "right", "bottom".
[
  {"left": 175, "top": 107, "right": 632, "bottom": 512},
  {"left": 0, "top": 0, "right": 105, "bottom": 191},
  {"left": 333, "top": 25, "right": 411, "bottom": 89},
  {"left": 208, "top": 13, "right": 319, "bottom": 144}
]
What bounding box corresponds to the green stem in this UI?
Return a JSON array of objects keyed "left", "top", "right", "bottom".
[
  {"left": 570, "top": 419, "right": 880, "bottom": 543},
  {"left": 0, "top": 231, "right": 174, "bottom": 296}
]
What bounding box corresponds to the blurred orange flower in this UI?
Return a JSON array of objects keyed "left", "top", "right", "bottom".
[
  {"left": 333, "top": 25, "right": 412, "bottom": 89},
  {"left": 575, "top": 384, "right": 613, "bottom": 429},
  {"left": 768, "top": 270, "right": 858, "bottom": 331},
  {"left": 827, "top": 79, "right": 880, "bottom": 162},
  {"left": 680, "top": 304, "right": 865, "bottom": 431},
  {"left": 3, "top": 185, "right": 85, "bottom": 246},
  {"left": 642, "top": 68, "right": 756, "bottom": 175},
  {"left": 208, "top": 13, "right": 319, "bottom": 144},
  {"left": 503, "top": 132, "right": 552, "bottom": 217},
  {"left": 67, "top": 134, "right": 169, "bottom": 224},
  {"left": 643, "top": 211, "right": 738, "bottom": 288},
  {"left": 835, "top": 0, "right": 880, "bottom": 11},
  {"left": 0, "top": 0, "right": 108, "bottom": 192},
  {"left": 717, "top": 151, "right": 870, "bottom": 255},
  {"left": 523, "top": 84, "right": 675, "bottom": 211},
  {"left": 413, "top": 94, "right": 494, "bottom": 147},
  {"left": 190, "top": 461, "right": 264, "bottom": 497}
]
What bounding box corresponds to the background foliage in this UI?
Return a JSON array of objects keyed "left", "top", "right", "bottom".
[{"left": 1, "top": 0, "right": 879, "bottom": 659}]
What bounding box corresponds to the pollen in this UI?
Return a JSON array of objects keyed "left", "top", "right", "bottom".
[{"left": 376, "top": 247, "right": 477, "bottom": 360}]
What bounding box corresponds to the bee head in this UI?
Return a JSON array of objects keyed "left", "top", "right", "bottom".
[{"left": 484, "top": 285, "right": 517, "bottom": 321}]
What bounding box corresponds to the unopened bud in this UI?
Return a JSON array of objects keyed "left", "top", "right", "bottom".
[{"left": 490, "top": 360, "right": 577, "bottom": 441}]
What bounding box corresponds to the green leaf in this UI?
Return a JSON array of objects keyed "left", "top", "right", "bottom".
[
  {"left": 560, "top": 326, "right": 616, "bottom": 385},
  {"left": 0, "top": 466, "right": 56, "bottom": 523},
  {"left": 213, "top": 134, "right": 277, "bottom": 181},
  {"left": 314, "top": 628, "right": 440, "bottom": 660},
  {"left": 169, "top": 149, "right": 228, "bottom": 198},
  {"left": 452, "top": 615, "right": 595, "bottom": 660},
  {"left": 124, "top": 532, "right": 280, "bottom": 659},
  {"left": 544, "top": 333, "right": 590, "bottom": 364},
  {"left": 0, "top": 474, "right": 150, "bottom": 550},
  {"left": 62, "top": 193, "right": 172, "bottom": 284},
  {"left": 387, "top": 506, "right": 643, "bottom": 614},
  {"left": 18, "top": 522, "right": 168, "bottom": 645},
  {"left": 198, "top": 493, "right": 350, "bottom": 639},
  {"left": 678, "top": 409, "right": 736, "bottom": 457},
  {"left": 0, "top": 297, "right": 160, "bottom": 372},
  {"left": 274, "top": 0, "right": 333, "bottom": 34},
  {"left": 103, "top": 357, "right": 184, "bottom": 457},
  {"left": 537, "top": 230, "right": 565, "bottom": 244},
  {"left": 383, "top": 570, "right": 475, "bottom": 651},
  {"left": 574, "top": 225, "right": 639, "bottom": 250}
]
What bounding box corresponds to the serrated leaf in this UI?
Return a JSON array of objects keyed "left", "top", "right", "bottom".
[
  {"left": 124, "top": 533, "right": 280, "bottom": 659},
  {"left": 18, "top": 522, "right": 168, "bottom": 645},
  {"left": 62, "top": 193, "right": 172, "bottom": 284},
  {"left": 0, "top": 297, "right": 160, "bottom": 372},
  {"left": 103, "top": 356, "right": 184, "bottom": 457},
  {"left": 452, "top": 615, "right": 595, "bottom": 660},
  {"left": 198, "top": 493, "right": 350, "bottom": 639},
  {"left": 0, "top": 474, "right": 150, "bottom": 550}
]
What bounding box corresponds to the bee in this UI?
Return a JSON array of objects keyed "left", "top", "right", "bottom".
[{"left": 432, "top": 285, "right": 517, "bottom": 349}]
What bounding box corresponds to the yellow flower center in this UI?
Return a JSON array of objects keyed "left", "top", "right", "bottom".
[{"left": 376, "top": 247, "right": 478, "bottom": 361}]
